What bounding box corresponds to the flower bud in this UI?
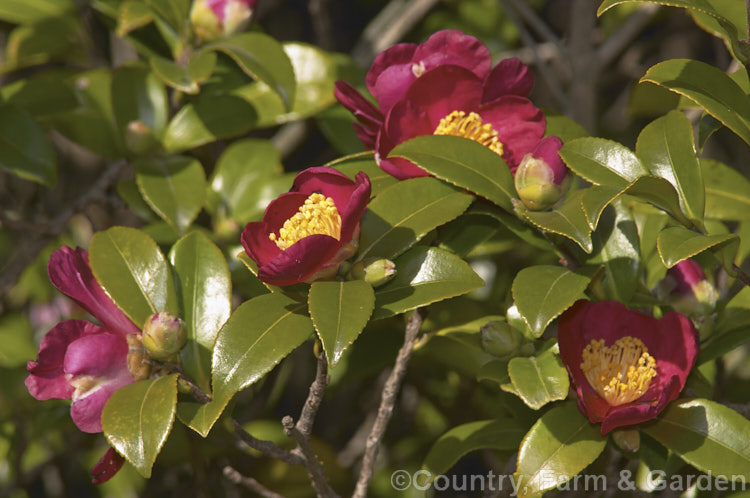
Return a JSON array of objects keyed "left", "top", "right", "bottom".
[
  {"left": 190, "top": 0, "right": 255, "bottom": 42},
  {"left": 612, "top": 428, "right": 640, "bottom": 453},
  {"left": 480, "top": 321, "right": 522, "bottom": 358},
  {"left": 349, "top": 258, "right": 396, "bottom": 287},
  {"left": 126, "top": 334, "right": 152, "bottom": 381},
  {"left": 125, "top": 121, "right": 158, "bottom": 155},
  {"left": 666, "top": 259, "right": 717, "bottom": 315},
  {"left": 142, "top": 312, "right": 187, "bottom": 361},
  {"left": 514, "top": 136, "right": 569, "bottom": 211}
]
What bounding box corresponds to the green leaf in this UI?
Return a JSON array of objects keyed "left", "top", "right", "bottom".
[
  {"left": 0, "top": 0, "right": 75, "bottom": 23},
  {"left": 642, "top": 399, "right": 750, "bottom": 480},
  {"left": 207, "top": 138, "right": 283, "bottom": 222},
  {"left": 308, "top": 280, "right": 375, "bottom": 368},
  {"left": 520, "top": 190, "right": 593, "bottom": 253},
  {"left": 149, "top": 51, "right": 216, "bottom": 94},
  {"left": 702, "top": 158, "right": 750, "bottom": 221},
  {"left": 328, "top": 152, "right": 398, "bottom": 198},
  {"left": 515, "top": 401, "right": 606, "bottom": 498},
  {"left": 477, "top": 359, "right": 511, "bottom": 386},
  {"left": 469, "top": 202, "right": 552, "bottom": 250},
  {"left": 89, "top": 226, "right": 177, "bottom": 326},
  {"left": 690, "top": 0, "right": 747, "bottom": 62},
  {"left": 508, "top": 350, "right": 569, "bottom": 410},
  {"left": 135, "top": 155, "right": 206, "bottom": 234},
  {"left": 111, "top": 64, "right": 169, "bottom": 138},
  {"left": 212, "top": 293, "right": 313, "bottom": 399},
  {"left": 560, "top": 137, "right": 647, "bottom": 187},
  {"left": 2, "top": 73, "right": 78, "bottom": 120},
  {"left": 587, "top": 202, "right": 640, "bottom": 303},
  {"left": 0, "top": 103, "right": 56, "bottom": 187},
  {"left": 169, "top": 232, "right": 231, "bottom": 393},
  {"left": 176, "top": 391, "right": 232, "bottom": 437},
  {"left": 4, "top": 17, "right": 87, "bottom": 71},
  {"left": 512, "top": 265, "right": 590, "bottom": 337},
  {"left": 545, "top": 113, "right": 589, "bottom": 142},
  {"left": 207, "top": 33, "right": 296, "bottom": 110},
  {"left": 635, "top": 110, "right": 704, "bottom": 224},
  {"left": 390, "top": 135, "right": 516, "bottom": 212},
  {"left": 641, "top": 59, "right": 750, "bottom": 147},
  {"left": 423, "top": 419, "right": 527, "bottom": 476},
  {"left": 162, "top": 93, "right": 256, "bottom": 153},
  {"left": 0, "top": 313, "right": 37, "bottom": 367},
  {"left": 102, "top": 375, "right": 179, "bottom": 478},
  {"left": 656, "top": 226, "right": 738, "bottom": 269},
  {"left": 116, "top": 1, "right": 154, "bottom": 36},
  {"left": 117, "top": 179, "right": 159, "bottom": 221},
  {"left": 357, "top": 177, "right": 473, "bottom": 260},
  {"left": 373, "top": 246, "right": 484, "bottom": 320},
  {"left": 143, "top": 0, "right": 189, "bottom": 37}
]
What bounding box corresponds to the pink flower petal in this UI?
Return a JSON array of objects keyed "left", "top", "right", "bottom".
[
  {"left": 48, "top": 247, "right": 139, "bottom": 336},
  {"left": 366, "top": 43, "right": 417, "bottom": 99},
  {"left": 259, "top": 234, "right": 341, "bottom": 286},
  {"left": 414, "top": 30, "right": 491, "bottom": 80},
  {"left": 483, "top": 57, "right": 534, "bottom": 102},
  {"left": 479, "top": 96, "right": 546, "bottom": 167},
  {"left": 26, "top": 320, "right": 101, "bottom": 401}
]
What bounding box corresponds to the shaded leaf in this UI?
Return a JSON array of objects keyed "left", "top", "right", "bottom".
[
  {"left": 0, "top": 103, "right": 56, "bottom": 186},
  {"left": 656, "top": 226, "right": 738, "bottom": 269},
  {"left": 520, "top": 190, "right": 593, "bottom": 252},
  {"left": 508, "top": 350, "right": 569, "bottom": 410},
  {"left": 702, "top": 158, "right": 750, "bottom": 221},
  {"left": 176, "top": 391, "right": 233, "bottom": 437}
]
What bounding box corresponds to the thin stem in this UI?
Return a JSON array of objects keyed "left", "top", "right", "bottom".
[
  {"left": 733, "top": 264, "right": 750, "bottom": 288},
  {"left": 309, "top": 0, "right": 334, "bottom": 50},
  {"left": 283, "top": 417, "right": 339, "bottom": 498},
  {"left": 231, "top": 419, "right": 304, "bottom": 466},
  {"left": 596, "top": 4, "right": 659, "bottom": 69},
  {"left": 297, "top": 350, "right": 329, "bottom": 438},
  {"left": 223, "top": 466, "right": 284, "bottom": 498},
  {"left": 352, "top": 309, "right": 423, "bottom": 498}
]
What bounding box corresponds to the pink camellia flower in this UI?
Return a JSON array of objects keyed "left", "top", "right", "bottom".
[
  {"left": 335, "top": 29, "right": 542, "bottom": 179},
  {"left": 25, "top": 247, "right": 146, "bottom": 483},
  {"left": 376, "top": 65, "right": 545, "bottom": 179},
  {"left": 241, "top": 167, "right": 371, "bottom": 286},
  {"left": 190, "top": 0, "right": 256, "bottom": 41},
  {"left": 558, "top": 300, "right": 698, "bottom": 434},
  {"left": 514, "top": 136, "right": 570, "bottom": 211},
  {"left": 667, "top": 259, "right": 717, "bottom": 311}
]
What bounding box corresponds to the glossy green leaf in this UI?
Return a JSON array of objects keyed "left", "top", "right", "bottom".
[
  {"left": 508, "top": 350, "right": 569, "bottom": 410},
  {"left": 170, "top": 232, "right": 231, "bottom": 393},
  {"left": 135, "top": 155, "right": 206, "bottom": 234},
  {"left": 642, "top": 59, "right": 750, "bottom": 147},
  {"left": 150, "top": 51, "right": 216, "bottom": 94},
  {"left": 642, "top": 399, "right": 750, "bottom": 480},
  {"left": 176, "top": 391, "right": 232, "bottom": 437},
  {"left": 89, "top": 226, "right": 177, "bottom": 326},
  {"left": 230, "top": 43, "right": 340, "bottom": 127},
  {"left": 713, "top": 286, "right": 750, "bottom": 338},
  {"left": 207, "top": 33, "right": 296, "bottom": 110},
  {"left": 116, "top": 0, "right": 154, "bottom": 36},
  {"left": 207, "top": 139, "right": 283, "bottom": 222},
  {"left": 0, "top": 103, "right": 56, "bottom": 187},
  {"left": 102, "top": 375, "right": 179, "bottom": 478},
  {"left": 163, "top": 93, "right": 256, "bottom": 152},
  {"left": 309, "top": 280, "right": 375, "bottom": 368},
  {"left": 560, "top": 137, "right": 647, "bottom": 187},
  {"left": 515, "top": 401, "right": 606, "bottom": 498},
  {"left": 702, "top": 159, "right": 750, "bottom": 221},
  {"left": 144, "top": 0, "right": 189, "bottom": 36},
  {"left": 469, "top": 202, "right": 552, "bottom": 250},
  {"left": 357, "top": 177, "right": 473, "bottom": 260},
  {"left": 4, "top": 17, "right": 87, "bottom": 71},
  {"left": 635, "top": 110, "right": 704, "bottom": 224},
  {"left": 512, "top": 265, "right": 590, "bottom": 337},
  {"left": 111, "top": 64, "right": 168, "bottom": 138},
  {"left": 545, "top": 113, "right": 589, "bottom": 142},
  {"left": 212, "top": 293, "right": 313, "bottom": 399},
  {"left": 373, "top": 246, "right": 484, "bottom": 320},
  {"left": 328, "top": 152, "right": 398, "bottom": 198},
  {"left": 477, "top": 359, "right": 511, "bottom": 386},
  {"left": 423, "top": 418, "right": 526, "bottom": 476},
  {"left": 391, "top": 135, "right": 516, "bottom": 212},
  {"left": 587, "top": 202, "right": 640, "bottom": 303},
  {"left": 690, "top": 0, "right": 746, "bottom": 61},
  {"left": 117, "top": 179, "right": 159, "bottom": 221},
  {"left": 656, "top": 226, "right": 738, "bottom": 268},
  {"left": 520, "top": 190, "right": 593, "bottom": 252}
]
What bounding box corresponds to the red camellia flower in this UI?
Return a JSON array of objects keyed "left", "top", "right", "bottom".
[
  {"left": 241, "top": 167, "right": 371, "bottom": 286},
  {"left": 26, "top": 247, "right": 147, "bottom": 483},
  {"left": 334, "top": 29, "right": 544, "bottom": 179},
  {"left": 558, "top": 300, "right": 699, "bottom": 434}
]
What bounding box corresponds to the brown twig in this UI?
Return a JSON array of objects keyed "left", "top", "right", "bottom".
[
  {"left": 732, "top": 264, "right": 750, "bottom": 288},
  {"left": 283, "top": 416, "right": 338, "bottom": 498},
  {"left": 231, "top": 419, "right": 304, "bottom": 466},
  {"left": 309, "top": 0, "right": 335, "bottom": 50},
  {"left": 296, "top": 350, "right": 329, "bottom": 438},
  {"left": 352, "top": 309, "right": 423, "bottom": 498},
  {"left": 223, "top": 465, "right": 285, "bottom": 498},
  {"left": 568, "top": 0, "right": 598, "bottom": 133}
]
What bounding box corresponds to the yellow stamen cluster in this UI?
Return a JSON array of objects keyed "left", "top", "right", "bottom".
[
  {"left": 580, "top": 336, "right": 657, "bottom": 406},
  {"left": 434, "top": 110, "right": 504, "bottom": 157},
  {"left": 269, "top": 193, "right": 342, "bottom": 250}
]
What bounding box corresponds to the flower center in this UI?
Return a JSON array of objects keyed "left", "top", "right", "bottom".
[
  {"left": 269, "top": 193, "right": 342, "bottom": 250},
  {"left": 580, "top": 336, "right": 657, "bottom": 406},
  {"left": 434, "top": 110, "right": 504, "bottom": 157}
]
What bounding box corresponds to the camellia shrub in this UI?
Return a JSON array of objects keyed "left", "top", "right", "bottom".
[{"left": 4, "top": 0, "right": 750, "bottom": 497}]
